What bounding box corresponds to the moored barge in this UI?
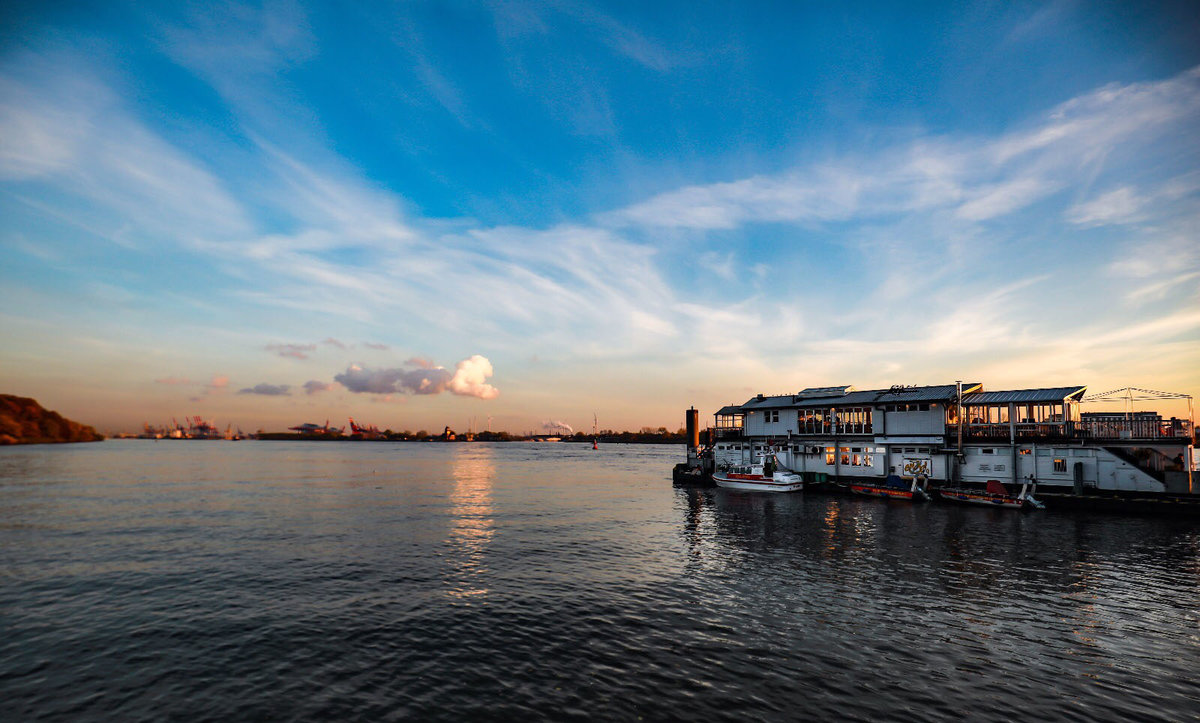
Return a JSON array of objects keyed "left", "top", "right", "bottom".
[{"left": 675, "top": 382, "right": 1197, "bottom": 514}]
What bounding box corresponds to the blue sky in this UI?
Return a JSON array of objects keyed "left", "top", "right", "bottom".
[{"left": 2, "top": 0, "right": 1198, "bottom": 433}]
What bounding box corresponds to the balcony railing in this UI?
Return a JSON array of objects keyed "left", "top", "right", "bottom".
[{"left": 956, "top": 419, "right": 1193, "bottom": 441}]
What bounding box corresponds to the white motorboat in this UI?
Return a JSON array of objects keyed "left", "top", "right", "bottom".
[{"left": 713, "top": 454, "right": 804, "bottom": 492}]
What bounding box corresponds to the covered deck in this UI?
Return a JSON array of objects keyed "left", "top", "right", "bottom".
[
  {"left": 956, "top": 386, "right": 1195, "bottom": 442},
  {"left": 713, "top": 405, "right": 745, "bottom": 439}
]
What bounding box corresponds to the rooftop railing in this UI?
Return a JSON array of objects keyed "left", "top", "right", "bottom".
[{"left": 957, "top": 419, "right": 1194, "bottom": 442}]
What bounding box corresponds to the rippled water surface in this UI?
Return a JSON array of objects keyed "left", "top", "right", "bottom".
[{"left": 2, "top": 441, "right": 1198, "bottom": 721}]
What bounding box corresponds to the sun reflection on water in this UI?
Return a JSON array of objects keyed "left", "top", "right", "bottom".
[{"left": 444, "top": 445, "right": 496, "bottom": 600}]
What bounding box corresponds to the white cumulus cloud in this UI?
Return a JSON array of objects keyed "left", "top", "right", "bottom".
[{"left": 334, "top": 354, "right": 499, "bottom": 399}]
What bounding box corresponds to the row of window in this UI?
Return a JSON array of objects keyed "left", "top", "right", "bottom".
[
  {"left": 752, "top": 405, "right": 947, "bottom": 434},
  {"left": 825, "top": 446, "right": 874, "bottom": 467},
  {"left": 962, "top": 403, "right": 1071, "bottom": 424},
  {"left": 795, "top": 407, "right": 874, "bottom": 435},
  {"left": 881, "top": 403, "right": 935, "bottom": 412},
  {"left": 718, "top": 444, "right": 1076, "bottom": 475},
  {"left": 980, "top": 457, "right": 1069, "bottom": 473},
  {"left": 714, "top": 444, "right": 929, "bottom": 454}
]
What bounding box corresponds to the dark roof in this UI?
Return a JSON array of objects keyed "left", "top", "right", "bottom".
[
  {"left": 963, "top": 386, "right": 1086, "bottom": 405},
  {"left": 869, "top": 383, "right": 981, "bottom": 404},
  {"left": 715, "top": 405, "right": 744, "bottom": 416},
  {"left": 737, "top": 383, "right": 980, "bottom": 412},
  {"left": 742, "top": 395, "right": 801, "bottom": 409},
  {"left": 795, "top": 383, "right": 980, "bottom": 407}
]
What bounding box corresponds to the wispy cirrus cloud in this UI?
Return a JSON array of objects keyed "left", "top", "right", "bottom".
[
  {"left": 5, "top": 11, "right": 1197, "bottom": 428},
  {"left": 1066, "top": 186, "right": 1147, "bottom": 227},
  {"left": 955, "top": 178, "right": 1060, "bottom": 221},
  {"left": 608, "top": 67, "right": 1200, "bottom": 233},
  {"left": 0, "top": 54, "right": 251, "bottom": 245},
  {"left": 266, "top": 342, "right": 317, "bottom": 359}
]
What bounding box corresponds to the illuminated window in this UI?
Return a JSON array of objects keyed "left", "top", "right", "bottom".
[
  {"left": 825, "top": 447, "right": 835, "bottom": 465},
  {"left": 1054, "top": 458, "right": 1066, "bottom": 472},
  {"left": 1019, "top": 448, "right": 1032, "bottom": 455}
]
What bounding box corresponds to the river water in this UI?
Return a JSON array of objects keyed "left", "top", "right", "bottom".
[{"left": 1, "top": 441, "right": 1197, "bottom": 721}]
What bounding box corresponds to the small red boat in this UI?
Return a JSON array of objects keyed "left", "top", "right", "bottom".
[
  {"left": 937, "top": 478, "right": 1044, "bottom": 510},
  {"left": 849, "top": 474, "right": 929, "bottom": 502}
]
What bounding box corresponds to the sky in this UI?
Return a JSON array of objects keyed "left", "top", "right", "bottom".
[{"left": 1, "top": 0, "right": 1199, "bottom": 434}]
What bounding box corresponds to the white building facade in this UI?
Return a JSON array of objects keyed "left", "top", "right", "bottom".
[{"left": 711, "top": 384, "right": 1196, "bottom": 494}]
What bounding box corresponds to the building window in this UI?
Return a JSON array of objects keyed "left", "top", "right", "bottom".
[
  {"left": 766, "top": 410, "right": 779, "bottom": 423},
  {"left": 982, "top": 449, "right": 994, "bottom": 454},
  {"left": 1019, "top": 448, "right": 1032, "bottom": 455},
  {"left": 1054, "top": 458, "right": 1066, "bottom": 472},
  {"left": 825, "top": 447, "right": 835, "bottom": 465}
]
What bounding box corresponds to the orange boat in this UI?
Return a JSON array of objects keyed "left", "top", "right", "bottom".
[{"left": 849, "top": 474, "right": 929, "bottom": 502}]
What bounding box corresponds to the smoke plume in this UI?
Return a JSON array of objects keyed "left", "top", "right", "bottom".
[{"left": 542, "top": 420, "right": 574, "bottom": 434}]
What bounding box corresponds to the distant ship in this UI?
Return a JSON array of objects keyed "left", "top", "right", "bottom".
[{"left": 289, "top": 420, "right": 344, "bottom": 436}]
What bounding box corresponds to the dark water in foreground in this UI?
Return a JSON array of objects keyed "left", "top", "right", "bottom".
[{"left": 1, "top": 441, "right": 1198, "bottom": 721}]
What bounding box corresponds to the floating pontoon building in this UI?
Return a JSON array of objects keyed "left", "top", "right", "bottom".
[{"left": 710, "top": 383, "right": 1196, "bottom": 494}]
